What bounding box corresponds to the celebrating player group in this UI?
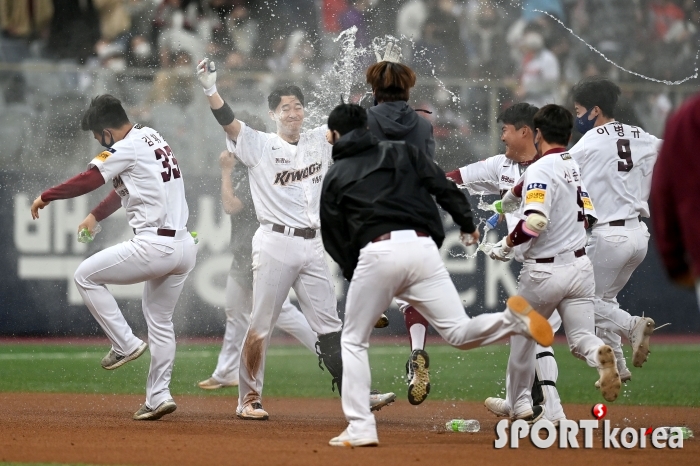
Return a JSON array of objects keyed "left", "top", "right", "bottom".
[{"left": 28, "top": 42, "right": 659, "bottom": 447}]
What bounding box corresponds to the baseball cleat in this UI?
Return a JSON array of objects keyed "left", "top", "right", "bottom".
[
  {"left": 596, "top": 366, "right": 631, "bottom": 389},
  {"left": 370, "top": 390, "right": 396, "bottom": 411},
  {"left": 629, "top": 317, "right": 655, "bottom": 368},
  {"left": 514, "top": 405, "right": 545, "bottom": 425},
  {"left": 197, "top": 377, "right": 238, "bottom": 390},
  {"left": 484, "top": 397, "right": 511, "bottom": 418},
  {"left": 329, "top": 429, "right": 378, "bottom": 447},
  {"left": 133, "top": 399, "right": 177, "bottom": 421},
  {"left": 506, "top": 296, "right": 554, "bottom": 347},
  {"left": 374, "top": 313, "right": 389, "bottom": 329},
  {"left": 407, "top": 349, "right": 431, "bottom": 405},
  {"left": 101, "top": 341, "right": 147, "bottom": 370},
  {"left": 596, "top": 345, "right": 621, "bottom": 402},
  {"left": 236, "top": 402, "right": 269, "bottom": 420}
]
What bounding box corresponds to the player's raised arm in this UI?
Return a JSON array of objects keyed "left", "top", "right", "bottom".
[{"left": 196, "top": 58, "right": 242, "bottom": 141}]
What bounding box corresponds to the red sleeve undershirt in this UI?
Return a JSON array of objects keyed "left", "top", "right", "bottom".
[
  {"left": 445, "top": 168, "right": 463, "bottom": 185},
  {"left": 41, "top": 166, "right": 105, "bottom": 202},
  {"left": 91, "top": 190, "right": 123, "bottom": 222},
  {"left": 508, "top": 219, "right": 534, "bottom": 246}
]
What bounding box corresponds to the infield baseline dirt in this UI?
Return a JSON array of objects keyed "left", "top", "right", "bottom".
[{"left": 0, "top": 393, "right": 697, "bottom": 466}]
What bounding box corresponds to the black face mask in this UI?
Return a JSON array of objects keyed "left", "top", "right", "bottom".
[{"left": 101, "top": 129, "right": 115, "bottom": 149}]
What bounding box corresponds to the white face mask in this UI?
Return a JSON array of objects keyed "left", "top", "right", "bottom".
[{"left": 133, "top": 41, "right": 151, "bottom": 59}]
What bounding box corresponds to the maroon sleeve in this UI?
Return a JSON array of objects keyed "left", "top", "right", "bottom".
[
  {"left": 512, "top": 181, "right": 524, "bottom": 198},
  {"left": 41, "top": 166, "right": 105, "bottom": 202},
  {"left": 90, "top": 190, "right": 122, "bottom": 222},
  {"left": 445, "top": 169, "right": 463, "bottom": 185},
  {"left": 651, "top": 99, "right": 698, "bottom": 280},
  {"left": 508, "top": 219, "right": 535, "bottom": 246}
]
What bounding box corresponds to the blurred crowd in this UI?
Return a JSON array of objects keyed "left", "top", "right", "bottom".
[
  {"left": 2, "top": 1, "right": 698, "bottom": 82},
  {"left": 0, "top": 0, "right": 697, "bottom": 172}
]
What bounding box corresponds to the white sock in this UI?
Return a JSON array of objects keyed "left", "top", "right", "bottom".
[{"left": 409, "top": 324, "right": 426, "bottom": 351}]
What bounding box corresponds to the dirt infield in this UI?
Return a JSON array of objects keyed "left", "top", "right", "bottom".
[{"left": 0, "top": 393, "right": 697, "bottom": 466}]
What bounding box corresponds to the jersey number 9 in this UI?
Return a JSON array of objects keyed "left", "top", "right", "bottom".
[{"left": 617, "top": 139, "right": 633, "bottom": 172}]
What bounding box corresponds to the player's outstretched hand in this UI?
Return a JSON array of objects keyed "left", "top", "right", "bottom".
[
  {"left": 375, "top": 41, "right": 402, "bottom": 63},
  {"left": 219, "top": 150, "right": 236, "bottom": 171},
  {"left": 196, "top": 58, "right": 217, "bottom": 93},
  {"left": 489, "top": 237, "right": 514, "bottom": 262},
  {"left": 460, "top": 230, "right": 480, "bottom": 247},
  {"left": 30, "top": 196, "right": 49, "bottom": 219},
  {"left": 78, "top": 213, "right": 98, "bottom": 235}
]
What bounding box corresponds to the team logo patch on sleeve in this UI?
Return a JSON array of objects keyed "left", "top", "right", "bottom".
[
  {"left": 95, "top": 151, "right": 112, "bottom": 162},
  {"left": 581, "top": 191, "right": 594, "bottom": 210},
  {"left": 525, "top": 183, "right": 547, "bottom": 203}
]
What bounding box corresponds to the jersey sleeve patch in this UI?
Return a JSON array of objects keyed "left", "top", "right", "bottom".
[
  {"left": 525, "top": 183, "right": 547, "bottom": 203},
  {"left": 580, "top": 191, "right": 594, "bottom": 210},
  {"left": 95, "top": 151, "right": 112, "bottom": 162}
]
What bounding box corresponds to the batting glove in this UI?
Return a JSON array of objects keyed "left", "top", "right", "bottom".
[
  {"left": 196, "top": 58, "right": 217, "bottom": 96},
  {"left": 375, "top": 41, "right": 402, "bottom": 63},
  {"left": 460, "top": 230, "right": 480, "bottom": 247},
  {"left": 489, "top": 237, "right": 514, "bottom": 262}
]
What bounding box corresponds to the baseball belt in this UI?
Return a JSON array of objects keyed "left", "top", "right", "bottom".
[
  {"left": 271, "top": 223, "right": 317, "bottom": 239},
  {"left": 534, "top": 247, "right": 585, "bottom": 264}
]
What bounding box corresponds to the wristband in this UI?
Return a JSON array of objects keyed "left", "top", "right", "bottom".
[
  {"left": 211, "top": 101, "right": 235, "bottom": 126},
  {"left": 203, "top": 84, "right": 217, "bottom": 96}
]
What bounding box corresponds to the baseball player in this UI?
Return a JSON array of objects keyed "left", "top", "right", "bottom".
[
  {"left": 365, "top": 54, "right": 437, "bottom": 405},
  {"left": 320, "top": 102, "right": 554, "bottom": 447},
  {"left": 30, "top": 95, "right": 198, "bottom": 420},
  {"left": 197, "top": 144, "right": 318, "bottom": 390},
  {"left": 445, "top": 102, "right": 566, "bottom": 424},
  {"left": 570, "top": 76, "right": 659, "bottom": 383},
  {"left": 195, "top": 59, "right": 395, "bottom": 420},
  {"left": 486, "top": 104, "right": 622, "bottom": 411}
]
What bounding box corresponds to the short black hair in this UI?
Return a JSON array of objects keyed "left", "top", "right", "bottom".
[
  {"left": 497, "top": 102, "right": 539, "bottom": 131},
  {"left": 267, "top": 84, "right": 305, "bottom": 111},
  {"left": 81, "top": 95, "right": 130, "bottom": 133},
  {"left": 327, "top": 103, "right": 367, "bottom": 136},
  {"left": 533, "top": 104, "right": 573, "bottom": 146},
  {"left": 571, "top": 76, "right": 621, "bottom": 118}
]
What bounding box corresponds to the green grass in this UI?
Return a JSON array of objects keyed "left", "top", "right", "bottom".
[{"left": 0, "top": 342, "right": 698, "bottom": 406}]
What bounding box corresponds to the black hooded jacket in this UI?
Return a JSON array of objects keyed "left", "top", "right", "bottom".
[
  {"left": 368, "top": 101, "right": 436, "bottom": 160},
  {"left": 320, "top": 128, "right": 476, "bottom": 281}
]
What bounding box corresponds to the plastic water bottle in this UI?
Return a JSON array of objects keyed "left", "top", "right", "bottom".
[
  {"left": 190, "top": 231, "right": 199, "bottom": 244},
  {"left": 445, "top": 419, "right": 480, "bottom": 432},
  {"left": 483, "top": 213, "right": 500, "bottom": 232},
  {"left": 660, "top": 427, "right": 694, "bottom": 439},
  {"left": 77, "top": 224, "right": 102, "bottom": 243}
]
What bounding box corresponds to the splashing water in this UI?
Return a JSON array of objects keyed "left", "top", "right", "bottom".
[
  {"left": 304, "top": 27, "right": 368, "bottom": 128},
  {"left": 534, "top": 9, "right": 699, "bottom": 85},
  {"left": 304, "top": 28, "right": 465, "bottom": 129}
]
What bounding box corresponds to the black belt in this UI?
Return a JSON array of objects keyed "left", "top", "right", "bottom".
[
  {"left": 535, "top": 248, "right": 586, "bottom": 264},
  {"left": 133, "top": 228, "right": 176, "bottom": 237},
  {"left": 372, "top": 231, "right": 429, "bottom": 242},
  {"left": 271, "top": 223, "right": 317, "bottom": 239},
  {"left": 609, "top": 216, "right": 641, "bottom": 227}
]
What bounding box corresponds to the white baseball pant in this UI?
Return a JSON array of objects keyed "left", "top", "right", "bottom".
[
  {"left": 210, "top": 275, "right": 318, "bottom": 385},
  {"left": 74, "top": 228, "right": 198, "bottom": 409},
  {"left": 587, "top": 219, "right": 649, "bottom": 372},
  {"left": 507, "top": 253, "right": 607, "bottom": 416},
  {"left": 503, "top": 312, "right": 565, "bottom": 421},
  {"left": 238, "top": 225, "right": 342, "bottom": 409},
  {"left": 342, "top": 231, "right": 525, "bottom": 441}
]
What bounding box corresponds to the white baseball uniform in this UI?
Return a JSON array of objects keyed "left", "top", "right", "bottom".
[
  {"left": 73, "top": 124, "right": 198, "bottom": 410},
  {"left": 570, "top": 122, "right": 661, "bottom": 374},
  {"left": 209, "top": 166, "right": 318, "bottom": 385},
  {"left": 225, "top": 122, "right": 342, "bottom": 410},
  {"left": 505, "top": 149, "right": 607, "bottom": 415},
  {"left": 459, "top": 154, "right": 564, "bottom": 422}
]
